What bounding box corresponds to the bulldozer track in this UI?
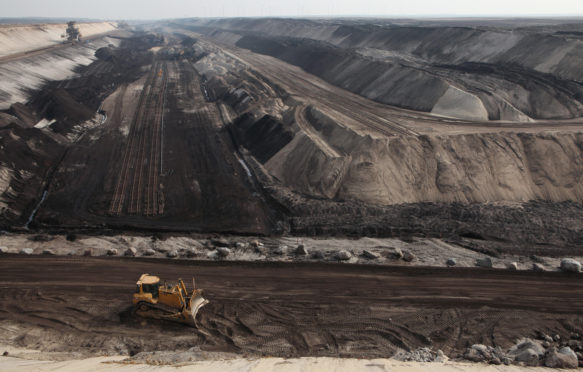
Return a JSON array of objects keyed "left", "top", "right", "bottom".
[{"left": 1, "top": 255, "right": 581, "bottom": 312}]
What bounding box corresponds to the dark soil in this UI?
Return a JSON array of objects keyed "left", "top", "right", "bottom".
[
  {"left": 25, "top": 32, "right": 158, "bottom": 134},
  {"left": 33, "top": 55, "right": 278, "bottom": 234},
  {"left": 1, "top": 255, "right": 582, "bottom": 358},
  {"left": 0, "top": 30, "right": 582, "bottom": 257}
]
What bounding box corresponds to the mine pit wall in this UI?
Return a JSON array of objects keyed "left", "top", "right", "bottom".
[
  {"left": 0, "top": 165, "right": 14, "bottom": 213},
  {"left": 0, "top": 125, "right": 65, "bottom": 226},
  {"left": 241, "top": 107, "right": 583, "bottom": 205},
  {"left": 232, "top": 34, "right": 583, "bottom": 121},
  {"left": 186, "top": 18, "right": 583, "bottom": 81},
  {"left": 184, "top": 19, "right": 583, "bottom": 121},
  {"left": 0, "top": 35, "right": 123, "bottom": 110},
  {"left": 233, "top": 35, "right": 450, "bottom": 113},
  {"left": 0, "top": 22, "right": 118, "bottom": 57},
  {"left": 342, "top": 131, "right": 583, "bottom": 205}
]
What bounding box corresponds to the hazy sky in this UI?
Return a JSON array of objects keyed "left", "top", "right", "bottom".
[{"left": 2, "top": 0, "right": 583, "bottom": 19}]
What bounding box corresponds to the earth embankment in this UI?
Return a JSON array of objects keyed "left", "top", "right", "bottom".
[{"left": 239, "top": 105, "right": 583, "bottom": 204}]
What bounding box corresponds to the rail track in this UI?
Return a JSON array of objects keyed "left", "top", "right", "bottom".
[
  {"left": 146, "top": 62, "right": 168, "bottom": 216},
  {"left": 108, "top": 67, "right": 154, "bottom": 216},
  {"left": 109, "top": 60, "right": 167, "bottom": 216}
]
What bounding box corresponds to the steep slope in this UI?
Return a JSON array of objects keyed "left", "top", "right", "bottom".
[
  {"left": 0, "top": 36, "right": 121, "bottom": 110},
  {"left": 0, "top": 32, "right": 160, "bottom": 227},
  {"left": 180, "top": 18, "right": 583, "bottom": 121},
  {"left": 238, "top": 105, "right": 583, "bottom": 205},
  {"left": 184, "top": 35, "right": 583, "bottom": 207},
  {"left": 0, "top": 122, "right": 64, "bottom": 225},
  {"left": 0, "top": 22, "right": 117, "bottom": 57}
]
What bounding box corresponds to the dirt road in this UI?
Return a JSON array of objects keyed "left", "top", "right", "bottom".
[{"left": 1, "top": 255, "right": 582, "bottom": 358}]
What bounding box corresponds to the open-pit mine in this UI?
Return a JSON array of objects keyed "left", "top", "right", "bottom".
[{"left": 1, "top": 17, "right": 583, "bottom": 370}]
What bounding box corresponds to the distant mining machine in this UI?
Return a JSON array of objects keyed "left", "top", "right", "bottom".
[
  {"left": 132, "top": 274, "right": 208, "bottom": 326},
  {"left": 62, "top": 21, "right": 81, "bottom": 43}
]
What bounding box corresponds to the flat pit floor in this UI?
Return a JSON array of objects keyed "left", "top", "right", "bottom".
[
  {"left": 35, "top": 57, "right": 275, "bottom": 234},
  {"left": 1, "top": 255, "right": 582, "bottom": 358}
]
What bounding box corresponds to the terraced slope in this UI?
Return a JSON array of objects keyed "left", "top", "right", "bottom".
[
  {"left": 181, "top": 18, "right": 583, "bottom": 121},
  {"left": 184, "top": 33, "right": 583, "bottom": 206}
]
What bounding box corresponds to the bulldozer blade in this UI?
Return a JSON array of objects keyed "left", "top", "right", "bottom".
[{"left": 189, "top": 292, "right": 209, "bottom": 323}]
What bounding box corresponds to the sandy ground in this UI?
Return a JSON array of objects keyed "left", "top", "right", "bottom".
[
  {"left": 0, "top": 342, "right": 572, "bottom": 372},
  {"left": 0, "top": 353, "right": 567, "bottom": 372},
  {"left": 0, "top": 22, "right": 117, "bottom": 58}
]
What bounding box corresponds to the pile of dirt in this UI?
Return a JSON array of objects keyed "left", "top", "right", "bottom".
[{"left": 281, "top": 197, "right": 583, "bottom": 256}]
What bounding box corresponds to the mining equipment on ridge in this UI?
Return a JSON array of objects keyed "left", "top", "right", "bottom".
[
  {"left": 132, "top": 273, "right": 208, "bottom": 326},
  {"left": 62, "top": 21, "right": 81, "bottom": 43}
]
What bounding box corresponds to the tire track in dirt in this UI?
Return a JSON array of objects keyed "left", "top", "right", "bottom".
[{"left": 0, "top": 255, "right": 581, "bottom": 358}]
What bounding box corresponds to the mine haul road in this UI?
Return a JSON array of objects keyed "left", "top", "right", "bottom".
[{"left": 1, "top": 255, "right": 582, "bottom": 358}]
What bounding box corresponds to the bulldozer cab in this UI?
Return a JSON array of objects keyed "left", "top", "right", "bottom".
[{"left": 135, "top": 274, "right": 160, "bottom": 301}]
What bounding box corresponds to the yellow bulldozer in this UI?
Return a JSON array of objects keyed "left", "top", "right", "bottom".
[{"left": 132, "top": 274, "right": 208, "bottom": 326}]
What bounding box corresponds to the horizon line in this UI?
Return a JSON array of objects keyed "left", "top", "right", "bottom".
[{"left": 1, "top": 14, "right": 583, "bottom": 22}]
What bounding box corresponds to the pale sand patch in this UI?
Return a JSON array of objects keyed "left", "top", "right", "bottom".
[
  {"left": 0, "top": 22, "right": 117, "bottom": 57},
  {"left": 0, "top": 37, "right": 121, "bottom": 110},
  {"left": 0, "top": 164, "right": 12, "bottom": 212},
  {"left": 0, "top": 354, "right": 561, "bottom": 372},
  {"left": 431, "top": 85, "right": 488, "bottom": 121}
]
